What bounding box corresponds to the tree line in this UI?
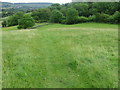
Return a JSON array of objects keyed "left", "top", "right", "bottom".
[{"left": 2, "top": 2, "right": 120, "bottom": 29}]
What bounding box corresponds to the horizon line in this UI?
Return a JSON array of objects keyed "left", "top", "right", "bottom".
[{"left": 1, "top": 1, "right": 71, "bottom": 4}]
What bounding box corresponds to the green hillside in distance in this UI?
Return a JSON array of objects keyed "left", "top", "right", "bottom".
[
  {"left": 1, "top": 2, "right": 53, "bottom": 9},
  {"left": 1, "top": 2, "right": 53, "bottom": 17}
]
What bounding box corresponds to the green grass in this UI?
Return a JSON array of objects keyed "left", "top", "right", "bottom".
[
  {"left": 2, "top": 23, "right": 118, "bottom": 88},
  {"left": 2, "top": 23, "right": 48, "bottom": 31},
  {"left": 2, "top": 26, "right": 18, "bottom": 31},
  {"left": 0, "top": 28, "right": 2, "bottom": 89}
]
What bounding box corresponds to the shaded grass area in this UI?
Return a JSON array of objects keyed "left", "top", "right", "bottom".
[
  {"left": 2, "top": 23, "right": 118, "bottom": 88},
  {"left": 2, "top": 23, "right": 48, "bottom": 31},
  {"left": 37, "top": 23, "right": 118, "bottom": 29},
  {"left": 2, "top": 26, "right": 18, "bottom": 31}
]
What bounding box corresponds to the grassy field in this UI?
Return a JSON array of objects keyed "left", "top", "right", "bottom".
[{"left": 2, "top": 23, "right": 118, "bottom": 88}]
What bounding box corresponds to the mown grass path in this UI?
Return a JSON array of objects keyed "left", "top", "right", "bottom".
[{"left": 2, "top": 23, "right": 118, "bottom": 88}]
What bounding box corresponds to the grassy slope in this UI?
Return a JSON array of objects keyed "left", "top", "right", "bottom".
[
  {"left": 0, "top": 26, "right": 2, "bottom": 89},
  {"left": 2, "top": 23, "right": 118, "bottom": 88}
]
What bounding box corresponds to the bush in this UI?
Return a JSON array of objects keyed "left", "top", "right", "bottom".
[
  {"left": 66, "top": 8, "right": 79, "bottom": 24},
  {"left": 73, "top": 3, "right": 89, "bottom": 17},
  {"left": 18, "top": 14, "right": 35, "bottom": 29},
  {"left": 88, "top": 15, "right": 96, "bottom": 22},
  {"left": 61, "top": 16, "right": 66, "bottom": 24},
  {"left": 95, "top": 13, "right": 110, "bottom": 23},
  {"left": 61, "top": 19, "right": 67, "bottom": 24},
  {"left": 2, "top": 20, "right": 7, "bottom": 27},
  {"left": 50, "top": 10, "right": 63, "bottom": 23},
  {"left": 7, "top": 12, "right": 24, "bottom": 27},
  {"left": 108, "top": 11, "right": 120, "bottom": 24},
  {"left": 113, "top": 11, "right": 120, "bottom": 24},
  {"left": 31, "top": 8, "right": 51, "bottom": 23},
  {"left": 7, "top": 16, "right": 17, "bottom": 26},
  {"left": 78, "top": 16, "right": 88, "bottom": 23}
]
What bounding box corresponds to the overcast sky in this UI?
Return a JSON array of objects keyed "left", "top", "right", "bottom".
[{"left": 1, "top": 0, "right": 72, "bottom": 4}]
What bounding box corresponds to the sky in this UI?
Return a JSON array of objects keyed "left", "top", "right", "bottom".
[{"left": 1, "top": 0, "right": 72, "bottom": 4}]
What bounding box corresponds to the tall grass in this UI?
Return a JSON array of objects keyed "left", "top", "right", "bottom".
[{"left": 2, "top": 23, "right": 118, "bottom": 88}]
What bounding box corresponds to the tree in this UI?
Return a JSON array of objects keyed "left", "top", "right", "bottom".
[
  {"left": 49, "top": 3, "right": 61, "bottom": 11},
  {"left": 88, "top": 15, "right": 96, "bottom": 22},
  {"left": 112, "top": 11, "right": 120, "bottom": 24},
  {"left": 31, "top": 8, "right": 51, "bottom": 23},
  {"left": 73, "top": 3, "right": 89, "bottom": 17},
  {"left": 78, "top": 16, "right": 88, "bottom": 23},
  {"left": 92, "top": 2, "right": 118, "bottom": 15},
  {"left": 7, "top": 15, "right": 17, "bottom": 26},
  {"left": 2, "top": 20, "right": 7, "bottom": 27},
  {"left": 18, "top": 14, "right": 35, "bottom": 29},
  {"left": 50, "top": 10, "right": 63, "bottom": 23},
  {"left": 60, "top": 7, "right": 67, "bottom": 17},
  {"left": 108, "top": 11, "right": 120, "bottom": 24},
  {"left": 66, "top": 8, "right": 79, "bottom": 24},
  {"left": 7, "top": 12, "right": 24, "bottom": 26},
  {"left": 95, "top": 13, "right": 110, "bottom": 23}
]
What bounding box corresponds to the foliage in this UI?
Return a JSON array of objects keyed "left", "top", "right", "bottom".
[
  {"left": 50, "top": 10, "right": 63, "bottom": 23},
  {"left": 88, "top": 15, "right": 96, "bottom": 22},
  {"left": 18, "top": 14, "right": 35, "bottom": 29},
  {"left": 66, "top": 8, "right": 79, "bottom": 24},
  {"left": 3, "top": 2, "right": 119, "bottom": 25},
  {"left": 95, "top": 13, "right": 110, "bottom": 23},
  {"left": 2, "top": 20, "right": 7, "bottom": 27},
  {"left": 73, "top": 3, "right": 89, "bottom": 17},
  {"left": 49, "top": 3, "right": 61, "bottom": 10},
  {"left": 108, "top": 11, "right": 120, "bottom": 24},
  {"left": 60, "top": 7, "right": 67, "bottom": 17},
  {"left": 92, "top": 2, "right": 118, "bottom": 15},
  {"left": 60, "top": 16, "right": 66, "bottom": 24},
  {"left": 7, "top": 16, "right": 17, "bottom": 26},
  {"left": 31, "top": 8, "right": 51, "bottom": 23},
  {"left": 7, "top": 12, "right": 24, "bottom": 27},
  {"left": 112, "top": 11, "right": 120, "bottom": 24},
  {"left": 78, "top": 16, "right": 88, "bottom": 23}
]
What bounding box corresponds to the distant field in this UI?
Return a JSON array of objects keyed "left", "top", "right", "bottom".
[{"left": 2, "top": 23, "right": 118, "bottom": 88}]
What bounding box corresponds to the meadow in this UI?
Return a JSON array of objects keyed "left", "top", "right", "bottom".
[{"left": 2, "top": 23, "right": 118, "bottom": 88}]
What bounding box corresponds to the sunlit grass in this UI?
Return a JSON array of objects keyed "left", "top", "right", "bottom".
[{"left": 2, "top": 23, "right": 118, "bottom": 88}]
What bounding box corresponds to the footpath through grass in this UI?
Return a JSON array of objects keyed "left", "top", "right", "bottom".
[{"left": 2, "top": 23, "right": 118, "bottom": 88}]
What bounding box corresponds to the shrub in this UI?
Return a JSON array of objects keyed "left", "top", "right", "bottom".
[
  {"left": 107, "top": 11, "right": 120, "bottom": 24},
  {"left": 88, "top": 15, "right": 96, "bottom": 22},
  {"left": 60, "top": 7, "right": 67, "bottom": 17},
  {"left": 7, "top": 12, "right": 24, "bottom": 27},
  {"left": 18, "top": 14, "right": 35, "bottom": 29},
  {"left": 61, "top": 19, "right": 67, "bottom": 24},
  {"left": 73, "top": 3, "right": 89, "bottom": 17},
  {"left": 7, "top": 15, "right": 17, "bottom": 26},
  {"left": 50, "top": 10, "right": 63, "bottom": 23},
  {"left": 61, "top": 16, "right": 67, "bottom": 24},
  {"left": 95, "top": 13, "right": 110, "bottom": 23},
  {"left": 112, "top": 11, "right": 120, "bottom": 24},
  {"left": 66, "top": 8, "right": 79, "bottom": 24},
  {"left": 31, "top": 8, "right": 51, "bottom": 23},
  {"left": 2, "top": 20, "right": 7, "bottom": 27},
  {"left": 78, "top": 16, "right": 88, "bottom": 23}
]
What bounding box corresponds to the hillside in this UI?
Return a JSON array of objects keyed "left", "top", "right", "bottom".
[
  {"left": 2, "top": 23, "right": 118, "bottom": 88},
  {"left": 1, "top": 2, "right": 53, "bottom": 17},
  {"left": 1, "top": 2, "right": 53, "bottom": 9}
]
